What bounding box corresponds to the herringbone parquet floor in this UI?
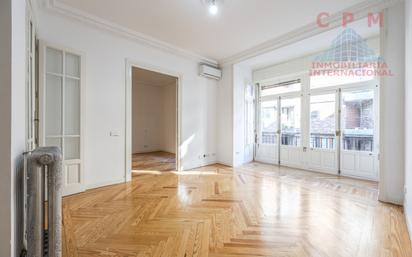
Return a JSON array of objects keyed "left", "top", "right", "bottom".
[
  {"left": 62, "top": 162, "right": 412, "bottom": 257},
  {"left": 132, "top": 152, "right": 176, "bottom": 172}
]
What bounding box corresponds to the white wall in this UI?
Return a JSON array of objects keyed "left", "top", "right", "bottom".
[
  {"left": 233, "top": 64, "right": 253, "bottom": 167},
  {"left": 254, "top": 37, "right": 380, "bottom": 83},
  {"left": 0, "top": 0, "right": 28, "bottom": 256},
  {"left": 132, "top": 81, "right": 176, "bottom": 154},
  {"left": 379, "top": 2, "right": 405, "bottom": 205},
  {"left": 404, "top": 0, "right": 412, "bottom": 235},
  {"left": 217, "top": 65, "right": 234, "bottom": 166},
  {"left": 161, "top": 84, "right": 177, "bottom": 153},
  {"left": 36, "top": 7, "right": 217, "bottom": 188},
  {"left": 0, "top": 1, "right": 12, "bottom": 256}
]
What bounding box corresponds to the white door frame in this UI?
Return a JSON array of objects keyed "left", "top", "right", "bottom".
[{"left": 125, "top": 59, "right": 182, "bottom": 182}]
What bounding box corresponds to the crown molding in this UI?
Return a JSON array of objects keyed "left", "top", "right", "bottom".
[
  {"left": 219, "top": 0, "right": 403, "bottom": 65},
  {"left": 45, "top": 0, "right": 218, "bottom": 66}
]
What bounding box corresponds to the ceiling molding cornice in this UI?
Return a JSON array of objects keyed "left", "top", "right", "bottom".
[
  {"left": 219, "top": 0, "right": 403, "bottom": 66},
  {"left": 46, "top": 0, "right": 218, "bottom": 66}
]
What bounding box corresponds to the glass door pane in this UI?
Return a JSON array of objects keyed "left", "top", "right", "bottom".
[
  {"left": 341, "top": 89, "right": 374, "bottom": 152},
  {"left": 310, "top": 94, "right": 336, "bottom": 149},
  {"left": 281, "top": 97, "right": 301, "bottom": 146},
  {"left": 260, "top": 100, "right": 278, "bottom": 145}
]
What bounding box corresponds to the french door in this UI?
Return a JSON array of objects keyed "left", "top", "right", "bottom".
[
  {"left": 307, "top": 91, "right": 339, "bottom": 174},
  {"left": 255, "top": 97, "right": 279, "bottom": 164},
  {"left": 244, "top": 84, "right": 255, "bottom": 163},
  {"left": 39, "top": 44, "right": 85, "bottom": 196},
  {"left": 340, "top": 86, "right": 379, "bottom": 180},
  {"left": 279, "top": 96, "right": 303, "bottom": 167},
  {"left": 255, "top": 80, "right": 379, "bottom": 181}
]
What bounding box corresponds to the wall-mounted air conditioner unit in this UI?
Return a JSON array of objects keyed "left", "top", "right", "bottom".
[{"left": 199, "top": 64, "right": 222, "bottom": 80}]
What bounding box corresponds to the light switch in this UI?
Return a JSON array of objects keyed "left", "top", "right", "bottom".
[{"left": 110, "top": 131, "right": 120, "bottom": 137}]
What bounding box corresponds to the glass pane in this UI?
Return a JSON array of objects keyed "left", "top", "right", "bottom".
[
  {"left": 64, "top": 137, "right": 80, "bottom": 160},
  {"left": 260, "top": 100, "right": 277, "bottom": 144},
  {"left": 46, "top": 48, "right": 63, "bottom": 74},
  {"left": 64, "top": 78, "right": 80, "bottom": 135},
  {"left": 65, "top": 53, "right": 80, "bottom": 77},
  {"left": 45, "top": 137, "right": 61, "bottom": 151},
  {"left": 261, "top": 82, "right": 301, "bottom": 96},
  {"left": 341, "top": 89, "right": 374, "bottom": 152},
  {"left": 310, "top": 94, "right": 336, "bottom": 149},
  {"left": 46, "top": 74, "right": 62, "bottom": 136},
  {"left": 281, "top": 97, "right": 301, "bottom": 146}
]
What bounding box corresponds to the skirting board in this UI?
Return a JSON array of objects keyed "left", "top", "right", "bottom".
[{"left": 86, "top": 178, "right": 125, "bottom": 191}]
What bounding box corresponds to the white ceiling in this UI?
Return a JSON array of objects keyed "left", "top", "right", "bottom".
[
  {"left": 56, "top": 0, "right": 368, "bottom": 62},
  {"left": 241, "top": 18, "right": 380, "bottom": 70}
]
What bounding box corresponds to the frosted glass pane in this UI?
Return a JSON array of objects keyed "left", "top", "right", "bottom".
[
  {"left": 64, "top": 78, "right": 80, "bottom": 135},
  {"left": 46, "top": 48, "right": 63, "bottom": 74},
  {"left": 64, "top": 137, "right": 80, "bottom": 160},
  {"left": 65, "top": 53, "right": 80, "bottom": 77},
  {"left": 46, "top": 74, "right": 62, "bottom": 136},
  {"left": 45, "top": 138, "right": 61, "bottom": 151}
]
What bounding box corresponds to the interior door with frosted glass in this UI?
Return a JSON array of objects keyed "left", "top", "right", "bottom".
[
  {"left": 308, "top": 92, "right": 338, "bottom": 174},
  {"left": 40, "top": 45, "right": 84, "bottom": 196},
  {"left": 280, "top": 96, "right": 303, "bottom": 167},
  {"left": 255, "top": 98, "right": 279, "bottom": 164},
  {"left": 340, "top": 88, "right": 378, "bottom": 180}
]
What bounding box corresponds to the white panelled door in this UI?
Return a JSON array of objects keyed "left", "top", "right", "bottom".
[
  {"left": 279, "top": 96, "right": 303, "bottom": 168},
  {"left": 340, "top": 87, "right": 379, "bottom": 180},
  {"left": 40, "top": 45, "right": 85, "bottom": 196},
  {"left": 307, "top": 92, "right": 339, "bottom": 174},
  {"left": 255, "top": 97, "right": 279, "bottom": 164}
]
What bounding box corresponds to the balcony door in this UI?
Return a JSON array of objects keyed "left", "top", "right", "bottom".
[
  {"left": 307, "top": 92, "right": 339, "bottom": 174},
  {"left": 279, "top": 96, "right": 303, "bottom": 168},
  {"left": 255, "top": 97, "right": 279, "bottom": 164},
  {"left": 340, "top": 87, "right": 379, "bottom": 180}
]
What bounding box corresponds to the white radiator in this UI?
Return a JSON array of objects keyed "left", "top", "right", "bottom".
[{"left": 23, "top": 147, "right": 63, "bottom": 257}]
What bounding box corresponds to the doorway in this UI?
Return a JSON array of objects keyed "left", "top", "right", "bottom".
[{"left": 127, "top": 65, "right": 179, "bottom": 176}]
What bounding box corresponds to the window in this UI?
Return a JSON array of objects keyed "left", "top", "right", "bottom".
[
  {"left": 341, "top": 89, "right": 374, "bottom": 152},
  {"left": 281, "top": 97, "right": 301, "bottom": 146},
  {"left": 261, "top": 79, "right": 301, "bottom": 96},
  {"left": 310, "top": 94, "right": 336, "bottom": 149}
]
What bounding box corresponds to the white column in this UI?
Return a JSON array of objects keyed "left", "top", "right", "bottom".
[{"left": 379, "top": 2, "right": 406, "bottom": 204}]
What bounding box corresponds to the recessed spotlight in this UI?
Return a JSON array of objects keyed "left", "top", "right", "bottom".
[{"left": 209, "top": 0, "right": 218, "bottom": 15}]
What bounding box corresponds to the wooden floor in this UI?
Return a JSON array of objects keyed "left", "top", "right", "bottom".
[
  {"left": 62, "top": 162, "right": 412, "bottom": 257},
  {"left": 132, "top": 151, "right": 176, "bottom": 172}
]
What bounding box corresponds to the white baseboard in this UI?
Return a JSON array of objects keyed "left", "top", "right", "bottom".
[{"left": 86, "top": 178, "right": 125, "bottom": 190}]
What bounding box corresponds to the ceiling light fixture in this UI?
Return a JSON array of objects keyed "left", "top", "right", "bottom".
[{"left": 209, "top": 0, "right": 218, "bottom": 15}]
